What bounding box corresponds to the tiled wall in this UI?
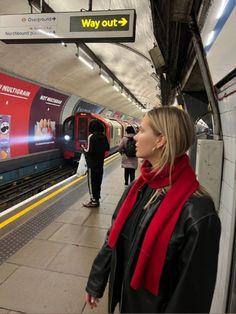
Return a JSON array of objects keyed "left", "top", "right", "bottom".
[{"left": 210, "top": 90, "right": 236, "bottom": 313}]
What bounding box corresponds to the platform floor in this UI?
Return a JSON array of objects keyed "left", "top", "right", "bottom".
[{"left": 0, "top": 156, "right": 129, "bottom": 314}]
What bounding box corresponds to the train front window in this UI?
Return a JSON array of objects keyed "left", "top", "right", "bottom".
[
  {"left": 78, "top": 118, "right": 88, "bottom": 143},
  {"left": 63, "top": 117, "right": 74, "bottom": 140}
]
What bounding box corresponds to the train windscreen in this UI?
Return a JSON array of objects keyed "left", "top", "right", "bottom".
[{"left": 63, "top": 117, "right": 74, "bottom": 140}]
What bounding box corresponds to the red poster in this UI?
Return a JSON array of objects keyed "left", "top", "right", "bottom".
[{"left": 0, "top": 73, "right": 40, "bottom": 157}]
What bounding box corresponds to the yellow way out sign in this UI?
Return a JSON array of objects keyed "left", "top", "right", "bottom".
[
  {"left": 81, "top": 17, "right": 128, "bottom": 29},
  {"left": 0, "top": 9, "right": 136, "bottom": 44},
  {"left": 71, "top": 14, "right": 130, "bottom": 32}
]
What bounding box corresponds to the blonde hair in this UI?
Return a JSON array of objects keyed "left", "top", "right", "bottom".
[
  {"left": 144, "top": 107, "right": 209, "bottom": 209},
  {"left": 147, "top": 106, "right": 195, "bottom": 172}
]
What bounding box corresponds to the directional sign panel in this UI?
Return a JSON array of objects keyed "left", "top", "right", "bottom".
[{"left": 0, "top": 10, "right": 136, "bottom": 43}]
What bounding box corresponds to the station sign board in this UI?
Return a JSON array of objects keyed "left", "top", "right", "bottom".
[{"left": 0, "top": 9, "right": 136, "bottom": 43}]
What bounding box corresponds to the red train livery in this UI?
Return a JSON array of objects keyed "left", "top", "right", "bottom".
[{"left": 63, "top": 112, "right": 137, "bottom": 160}]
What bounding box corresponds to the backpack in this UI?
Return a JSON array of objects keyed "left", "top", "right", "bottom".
[{"left": 124, "top": 136, "right": 136, "bottom": 157}]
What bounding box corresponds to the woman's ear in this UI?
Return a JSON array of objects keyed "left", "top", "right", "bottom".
[{"left": 156, "top": 134, "right": 166, "bottom": 149}]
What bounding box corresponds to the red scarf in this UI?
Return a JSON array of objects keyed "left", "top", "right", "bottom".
[{"left": 108, "top": 154, "right": 199, "bottom": 295}]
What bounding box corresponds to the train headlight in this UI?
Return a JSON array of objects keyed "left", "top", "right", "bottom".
[{"left": 64, "top": 135, "right": 70, "bottom": 141}]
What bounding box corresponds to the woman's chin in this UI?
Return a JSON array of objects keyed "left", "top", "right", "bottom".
[{"left": 136, "top": 152, "right": 142, "bottom": 159}]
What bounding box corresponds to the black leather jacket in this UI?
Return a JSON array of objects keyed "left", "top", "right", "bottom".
[{"left": 86, "top": 184, "right": 221, "bottom": 313}]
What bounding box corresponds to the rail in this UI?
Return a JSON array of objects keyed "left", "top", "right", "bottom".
[{"left": 0, "top": 164, "right": 76, "bottom": 212}]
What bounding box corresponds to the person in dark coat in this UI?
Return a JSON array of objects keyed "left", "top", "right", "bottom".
[
  {"left": 85, "top": 106, "right": 221, "bottom": 312},
  {"left": 83, "top": 119, "right": 110, "bottom": 208},
  {"left": 119, "top": 126, "right": 138, "bottom": 187}
]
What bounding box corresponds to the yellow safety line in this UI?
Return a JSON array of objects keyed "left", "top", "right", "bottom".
[{"left": 0, "top": 153, "right": 119, "bottom": 229}]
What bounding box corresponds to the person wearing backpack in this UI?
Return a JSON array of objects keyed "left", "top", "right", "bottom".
[{"left": 119, "top": 126, "right": 138, "bottom": 187}]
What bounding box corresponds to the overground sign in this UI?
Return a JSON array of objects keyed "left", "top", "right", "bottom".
[{"left": 0, "top": 9, "right": 136, "bottom": 43}]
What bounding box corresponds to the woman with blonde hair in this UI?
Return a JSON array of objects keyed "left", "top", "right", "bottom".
[{"left": 85, "top": 106, "right": 221, "bottom": 313}]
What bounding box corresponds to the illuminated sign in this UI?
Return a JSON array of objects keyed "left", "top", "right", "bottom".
[
  {"left": 0, "top": 10, "right": 136, "bottom": 43},
  {"left": 70, "top": 15, "right": 129, "bottom": 31}
]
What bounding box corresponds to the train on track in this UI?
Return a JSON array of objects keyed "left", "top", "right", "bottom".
[
  {"left": 62, "top": 112, "right": 138, "bottom": 160},
  {"left": 0, "top": 71, "right": 139, "bottom": 186}
]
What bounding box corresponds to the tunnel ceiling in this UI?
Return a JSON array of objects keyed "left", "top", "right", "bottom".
[
  {"left": 0, "top": 0, "right": 161, "bottom": 119},
  {"left": 150, "top": 0, "right": 211, "bottom": 105},
  {"left": 0, "top": 0, "right": 212, "bottom": 117}
]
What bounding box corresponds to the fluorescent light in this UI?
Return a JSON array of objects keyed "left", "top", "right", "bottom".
[
  {"left": 79, "top": 55, "right": 94, "bottom": 70},
  {"left": 113, "top": 83, "right": 119, "bottom": 91},
  {"left": 100, "top": 72, "right": 110, "bottom": 83},
  {"left": 205, "top": 30, "right": 215, "bottom": 46},
  {"left": 216, "top": 0, "right": 229, "bottom": 19},
  {"left": 77, "top": 47, "right": 94, "bottom": 70}
]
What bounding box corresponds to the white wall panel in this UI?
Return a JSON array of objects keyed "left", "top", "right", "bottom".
[
  {"left": 223, "top": 136, "right": 236, "bottom": 162},
  {"left": 207, "top": 9, "right": 236, "bottom": 84},
  {"left": 218, "top": 92, "right": 236, "bottom": 114},
  {"left": 212, "top": 87, "right": 236, "bottom": 312},
  {"left": 222, "top": 159, "right": 236, "bottom": 189},
  {"left": 220, "top": 180, "right": 235, "bottom": 211},
  {"left": 195, "top": 139, "right": 223, "bottom": 209},
  {"left": 220, "top": 109, "right": 236, "bottom": 137}
]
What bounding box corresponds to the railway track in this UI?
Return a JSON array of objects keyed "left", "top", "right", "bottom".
[{"left": 0, "top": 163, "right": 77, "bottom": 212}]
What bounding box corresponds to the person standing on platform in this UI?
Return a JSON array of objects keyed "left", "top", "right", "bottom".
[
  {"left": 83, "top": 119, "right": 110, "bottom": 208},
  {"left": 119, "top": 126, "right": 138, "bottom": 187},
  {"left": 85, "top": 106, "right": 221, "bottom": 313}
]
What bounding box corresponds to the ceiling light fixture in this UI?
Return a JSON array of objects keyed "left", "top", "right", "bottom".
[
  {"left": 216, "top": 0, "right": 229, "bottom": 19},
  {"left": 76, "top": 46, "right": 94, "bottom": 70},
  {"left": 75, "top": 44, "right": 146, "bottom": 110},
  {"left": 99, "top": 68, "right": 110, "bottom": 83},
  {"left": 205, "top": 30, "right": 215, "bottom": 47},
  {"left": 113, "top": 82, "right": 120, "bottom": 92},
  {"left": 121, "top": 90, "right": 127, "bottom": 97},
  {"left": 79, "top": 55, "right": 94, "bottom": 70}
]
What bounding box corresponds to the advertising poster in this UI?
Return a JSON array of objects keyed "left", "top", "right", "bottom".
[
  {"left": 113, "top": 111, "right": 122, "bottom": 119},
  {"left": 102, "top": 109, "right": 114, "bottom": 118},
  {"left": 0, "top": 72, "right": 40, "bottom": 158},
  {"left": 29, "top": 87, "right": 69, "bottom": 153},
  {"left": 0, "top": 115, "right": 10, "bottom": 160}
]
